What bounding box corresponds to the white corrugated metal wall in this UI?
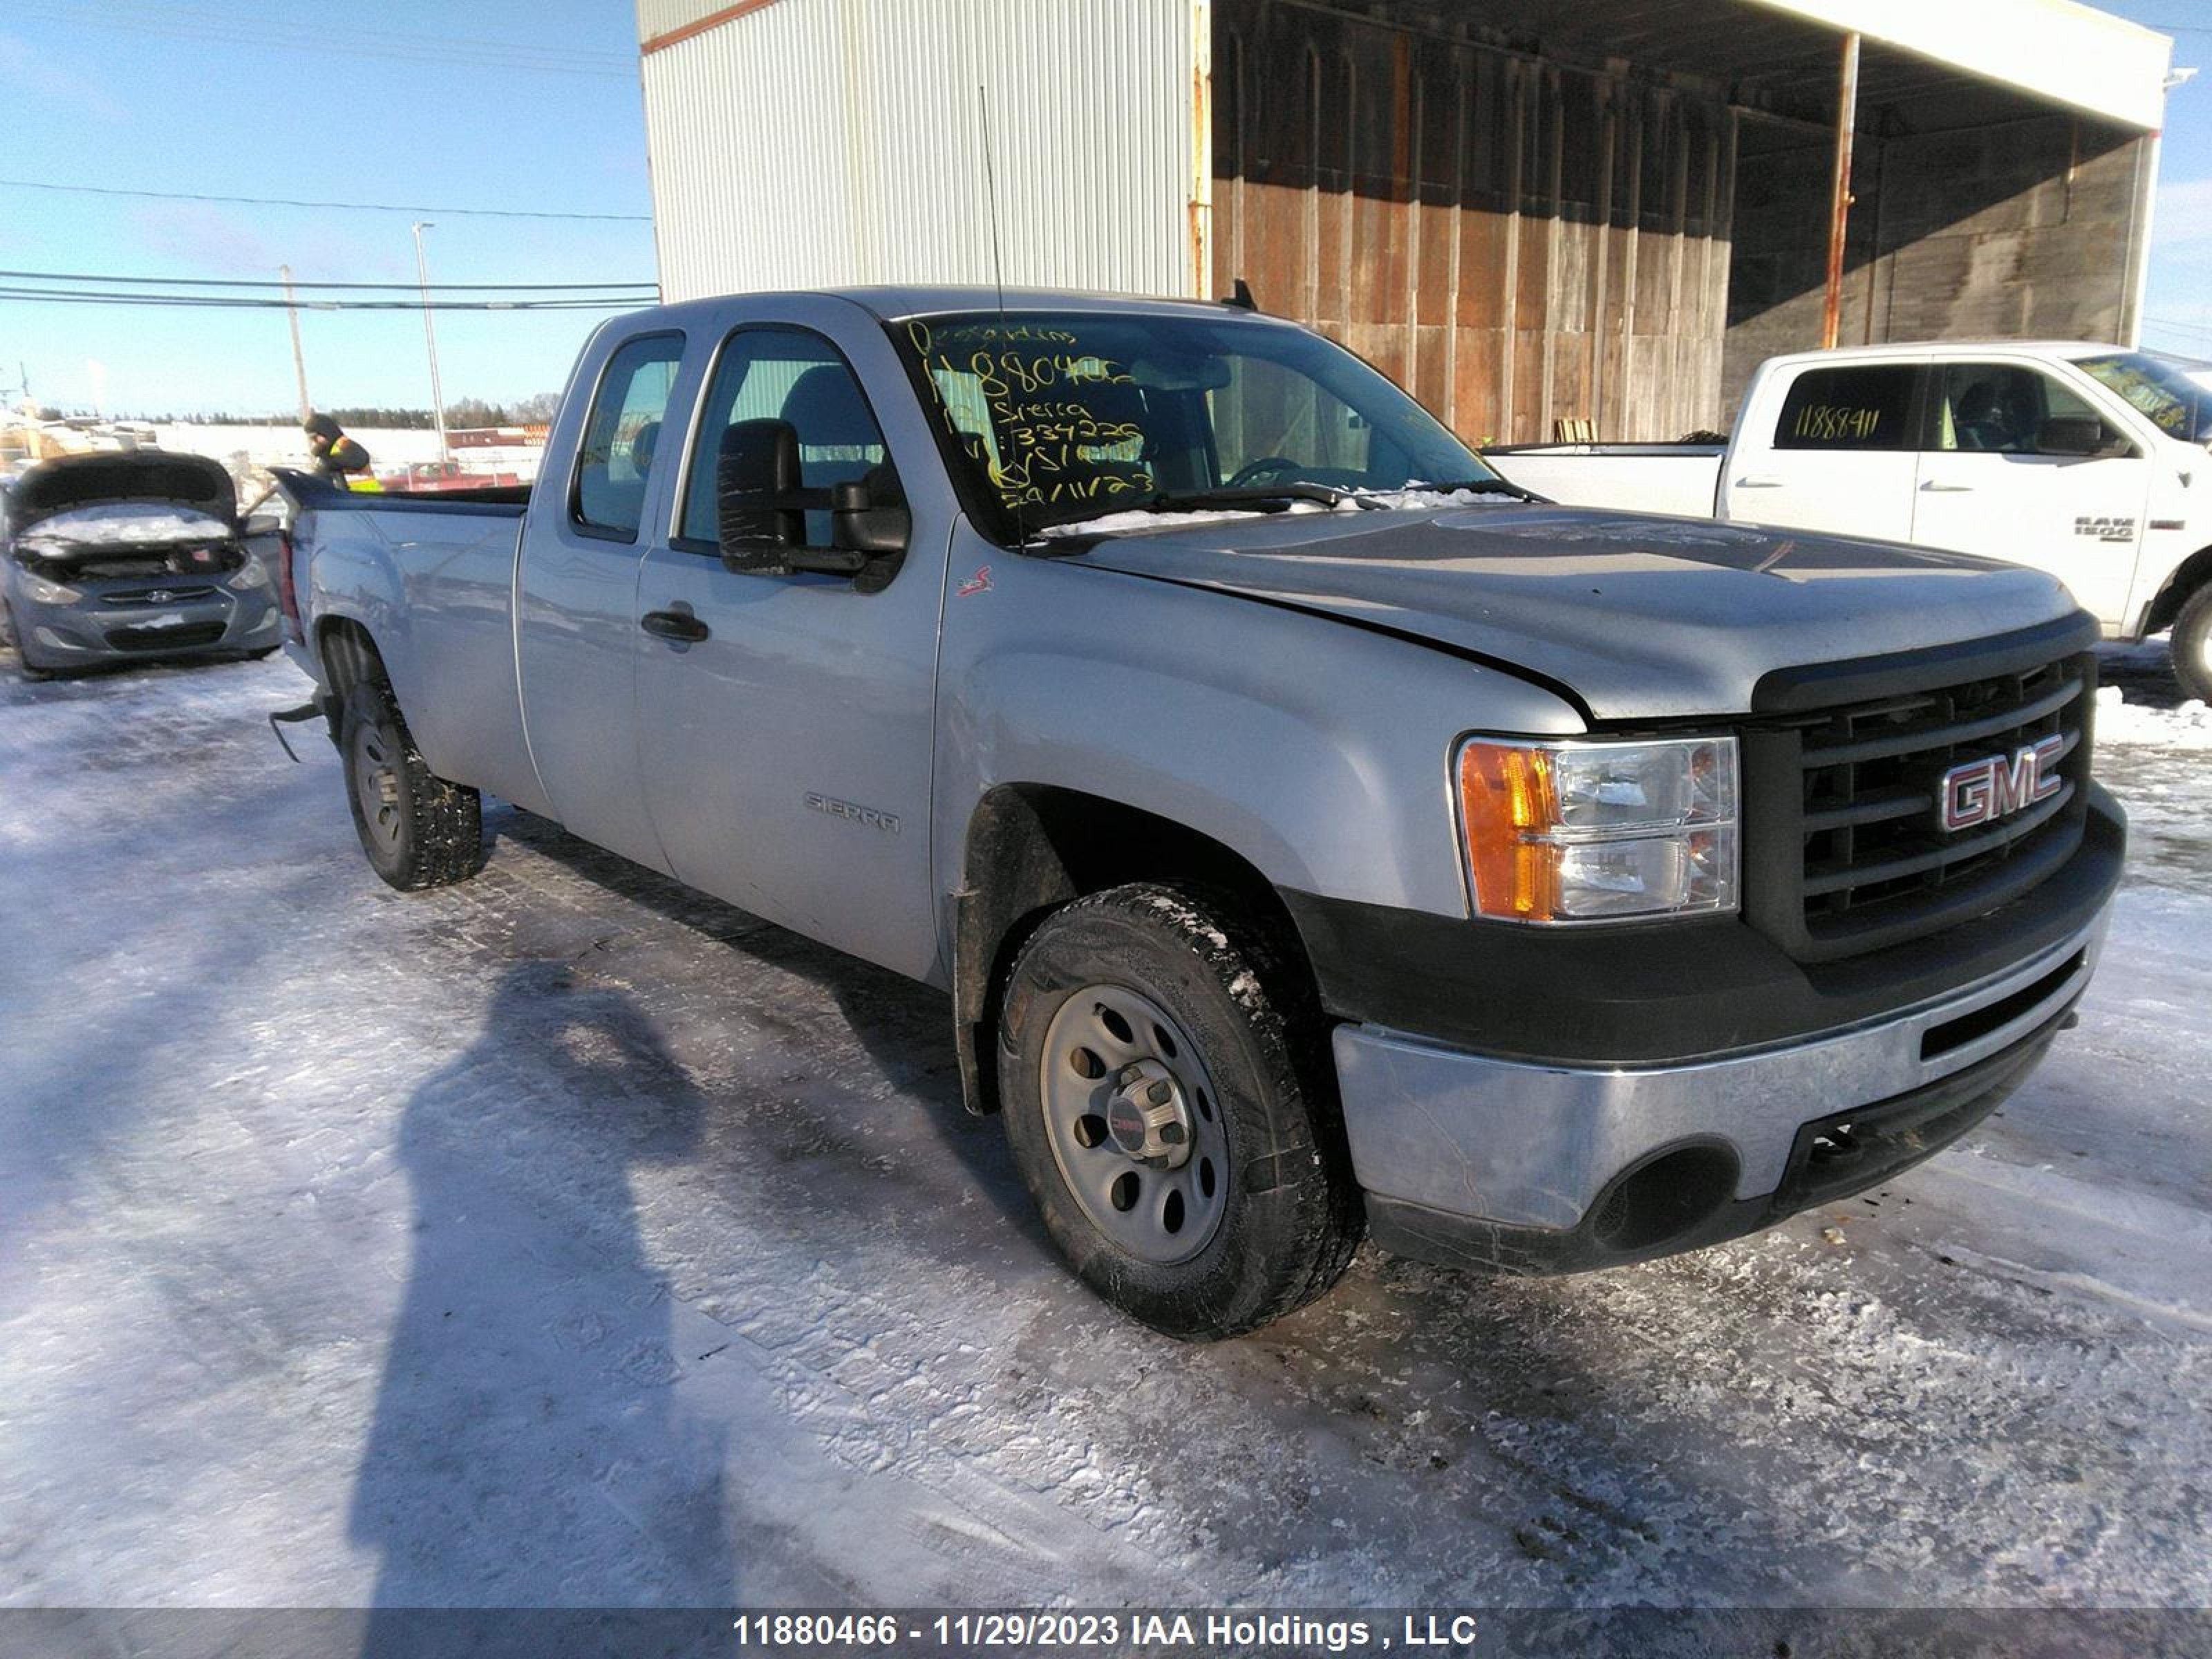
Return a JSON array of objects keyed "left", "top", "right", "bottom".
[{"left": 641, "top": 0, "right": 1196, "bottom": 302}]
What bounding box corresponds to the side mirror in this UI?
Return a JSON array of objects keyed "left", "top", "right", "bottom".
[
  {"left": 717, "top": 420, "right": 906, "bottom": 586},
  {"left": 716, "top": 419, "right": 805, "bottom": 573},
  {"left": 2038, "top": 417, "right": 2130, "bottom": 459},
  {"left": 832, "top": 479, "right": 910, "bottom": 555}
]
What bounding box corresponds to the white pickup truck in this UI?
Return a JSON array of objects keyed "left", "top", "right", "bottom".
[{"left": 1489, "top": 342, "right": 2212, "bottom": 701}]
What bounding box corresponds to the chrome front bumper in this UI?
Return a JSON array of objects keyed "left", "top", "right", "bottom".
[{"left": 1333, "top": 906, "right": 2110, "bottom": 1233}]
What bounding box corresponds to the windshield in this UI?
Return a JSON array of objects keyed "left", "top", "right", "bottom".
[
  {"left": 894, "top": 309, "right": 1495, "bottom": 533},
  {"left": 2074, "top": 350, "right": 2212, "bottom": 444}
]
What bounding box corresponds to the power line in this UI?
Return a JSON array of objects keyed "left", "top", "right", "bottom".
[
  {"left": 0, "top": 268, "right": 655, "bottom": 292},
  {"left": 0, "top": 287, "right": 642, "bottom": 312},
  {"left": 16, "top": 1, "right": 637, "bottom": 79},
  {"left": 0, "top": 177, "right": 650, "bottom": 223},
  {"left": 26, "top": 0, "right": 635, "bottom": 62}
]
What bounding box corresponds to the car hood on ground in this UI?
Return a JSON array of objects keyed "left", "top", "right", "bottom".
[
  {"left": 1065, "top": 504, "right": 2080, "bottom": 720},
  {"left": 7, "top": 451, "right": 236, "bottom": 539}
]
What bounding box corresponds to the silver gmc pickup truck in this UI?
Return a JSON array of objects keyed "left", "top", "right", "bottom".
[{"left": 274, "top": 287, "right": 2124, "bottom": 1338}]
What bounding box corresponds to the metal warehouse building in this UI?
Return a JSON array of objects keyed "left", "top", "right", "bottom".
[{"left": 635, "top": 0, "right": 2177, "bottom": 443}]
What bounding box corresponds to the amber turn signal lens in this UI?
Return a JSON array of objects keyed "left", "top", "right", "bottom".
[{"left": 1457, "top": 742, "right": 1560, "bottom": 920}]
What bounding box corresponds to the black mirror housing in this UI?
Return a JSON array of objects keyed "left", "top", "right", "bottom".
[
  {"left": 832, "top": 479, "right": 911, "bottom": 556},
  {"left": 717, "top": 418, "right": 804, "bottom": 572},
  {"left": 2038, "top": 416, "right": 2130, "bottom": 459},
  {"left": 715, "top": 423, "right": 908, "bottom": 589}
]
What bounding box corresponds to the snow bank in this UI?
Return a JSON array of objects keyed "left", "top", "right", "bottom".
[
  {"left": 2095, "top": 685, "right": 2212, "bottom": 749},
  {"left": 18, "top": 503, "right": 234, "bottom": 547},
  {"left": 1354, "top": 485, "right": 1521, "bottom": 512}
]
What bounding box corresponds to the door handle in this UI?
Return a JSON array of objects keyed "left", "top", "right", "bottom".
[
  {"left": 1734, "top": 475, "right": 1785, "bottom": 488},
  {"left": 1920, "top": 480, "right": 1974, "bottom": 492},
  {"left": 640, "top": 608, "right": 710, "bottom": 643}
]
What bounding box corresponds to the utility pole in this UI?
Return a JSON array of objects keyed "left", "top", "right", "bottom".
[
  {"left": 1819, "top": 32, "right": 1861, "bottom": 351},
  {"left": 411, "top": 221, "right": 449, "bottom": 465},
  {"left": 280, "top": 264, "right": 310, "bottom": 423}
]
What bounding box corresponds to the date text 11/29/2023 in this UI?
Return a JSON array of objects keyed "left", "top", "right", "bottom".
[{"left": 728, "top": 1611, "right": 1483, "bottom": 1652}]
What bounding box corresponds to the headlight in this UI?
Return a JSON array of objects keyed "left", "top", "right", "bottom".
[
  {"left": 1456, "top": 735, "right": 1738, "bottom": 922},
  {"left": 19, "top": 572, "right": 77, "bottom": 605},
  {"left": 227, "top": 553, "right": 269, "bottom": 590}
]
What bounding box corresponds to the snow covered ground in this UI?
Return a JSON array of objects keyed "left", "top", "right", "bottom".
[{"left": 0, "top": 644, "right": 2207, "bottom": 1635}]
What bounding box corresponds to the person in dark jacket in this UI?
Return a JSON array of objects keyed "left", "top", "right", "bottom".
[{"left": 304, "top": 413, "right": 381, "bottom": 490}]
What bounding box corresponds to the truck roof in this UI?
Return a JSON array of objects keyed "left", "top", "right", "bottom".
[
  {"left": 635, "top": 284, "right": 1286, "bottom": 328},
  {"left": 1756, "top": 339, "right": 2148, "bottom": 368}
]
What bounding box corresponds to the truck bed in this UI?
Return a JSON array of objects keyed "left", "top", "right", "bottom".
[
  {"left": 1483, "top": 443, "right": 1724, "bottom": 518},
  {"left": 272, "top": 468, "right": 548, "bottom": 817}
]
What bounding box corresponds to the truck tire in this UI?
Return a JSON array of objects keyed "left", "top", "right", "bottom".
[
  {"left": 337, "top": 676, "right": 485, "bottom": 891},
  {"left": 2173, "top": 583, "right": 2212, "bottom": 704},
  {"left": 995, "top": 882, "right": 1361, "bottom": 1339}
]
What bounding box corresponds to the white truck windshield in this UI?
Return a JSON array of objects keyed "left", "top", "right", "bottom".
[{"left": 2075, "top": 350, "right": 2212, "bottom": 445}]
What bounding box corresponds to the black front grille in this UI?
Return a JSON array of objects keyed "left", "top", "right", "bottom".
[
  {"left": 99, "top": 585, "right": 217, "bottom": 606},
  {"left": 1743, "top": 652, "right": 2095, "bottom": 962},
  {"left": 104, "top": 620, "right": 227, "bottom": 652}
]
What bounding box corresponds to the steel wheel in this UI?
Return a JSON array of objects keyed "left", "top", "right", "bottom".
[
  {"left": 349, "top": 718, "right": 406, "bottom": 854},
  {"left": 1038, "top": 982, "right": 1229, "bottom": 1265},
  {"left": 335, "top": 675, "right": 484, "bottom": 891}
]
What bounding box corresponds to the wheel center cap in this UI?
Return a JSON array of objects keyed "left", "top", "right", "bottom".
[{"left": 1106, "top": 1058, "right": 1193, "bottom": 1168}]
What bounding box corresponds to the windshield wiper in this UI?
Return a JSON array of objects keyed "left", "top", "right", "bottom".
[
  {"left": 1141, "top": 483, "right": 1349, "bottom": 512},
  {"left": 1023, "top": 483, "right": 1346, "bottom": 549}
]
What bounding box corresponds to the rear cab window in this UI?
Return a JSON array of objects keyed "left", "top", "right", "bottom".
[
  {"left": 1771, "top": 364, "right": 1920, "bottom": 451},
  {"left": 572, "top": 332, "right": 684, "bottom": 541}
]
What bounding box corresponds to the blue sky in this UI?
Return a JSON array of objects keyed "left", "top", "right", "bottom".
[
  {"left": 2108, "top": 0, "right": 2212, "bottom": 357},
  {"left": 0, "top": 1, "right": 656, "bottom": 416},
  {"left": 1, "top": 1, "right": 2208, "bottom": 416}
]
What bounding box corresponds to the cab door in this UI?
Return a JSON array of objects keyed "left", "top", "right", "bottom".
[
  {"left": 1722, "top": 360, "right": 1921, "bottom": 543},
  {"left": 514, "top": 329, "right": 686, "bottom": 872},
  {"left": 1909, "top": 359, "right": 2149, "bottom": 627},
  {"left": 632, "top": 313, "right": 948, "bottom": 983}
]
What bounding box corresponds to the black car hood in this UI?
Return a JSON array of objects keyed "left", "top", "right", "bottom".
[
  {"left": 1064, "top": 503, "right": 2080, "bottom": 720},
  {"left": 8, "top": 451, "right": 238, "bottom": 536}
]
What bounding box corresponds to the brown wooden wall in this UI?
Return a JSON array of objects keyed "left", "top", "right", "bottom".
[
  {"left": 1725, "top": 115, "right": 2151, "bottom": 413},
  {"left": 1210, "top": 0, "right": 1739, "bottom": 446}
]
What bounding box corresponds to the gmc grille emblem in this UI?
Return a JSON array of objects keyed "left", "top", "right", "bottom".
[{"left": 1938, "top": 735, "right": 2065, "bottom": 833}]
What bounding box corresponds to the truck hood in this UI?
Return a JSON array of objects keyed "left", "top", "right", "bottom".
[
  {"left": 1065, "top": 504, "right": 2080, "bottom": 720},
  {"left": 8, "top": 451, "right": 236, "bottom": 538}
]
